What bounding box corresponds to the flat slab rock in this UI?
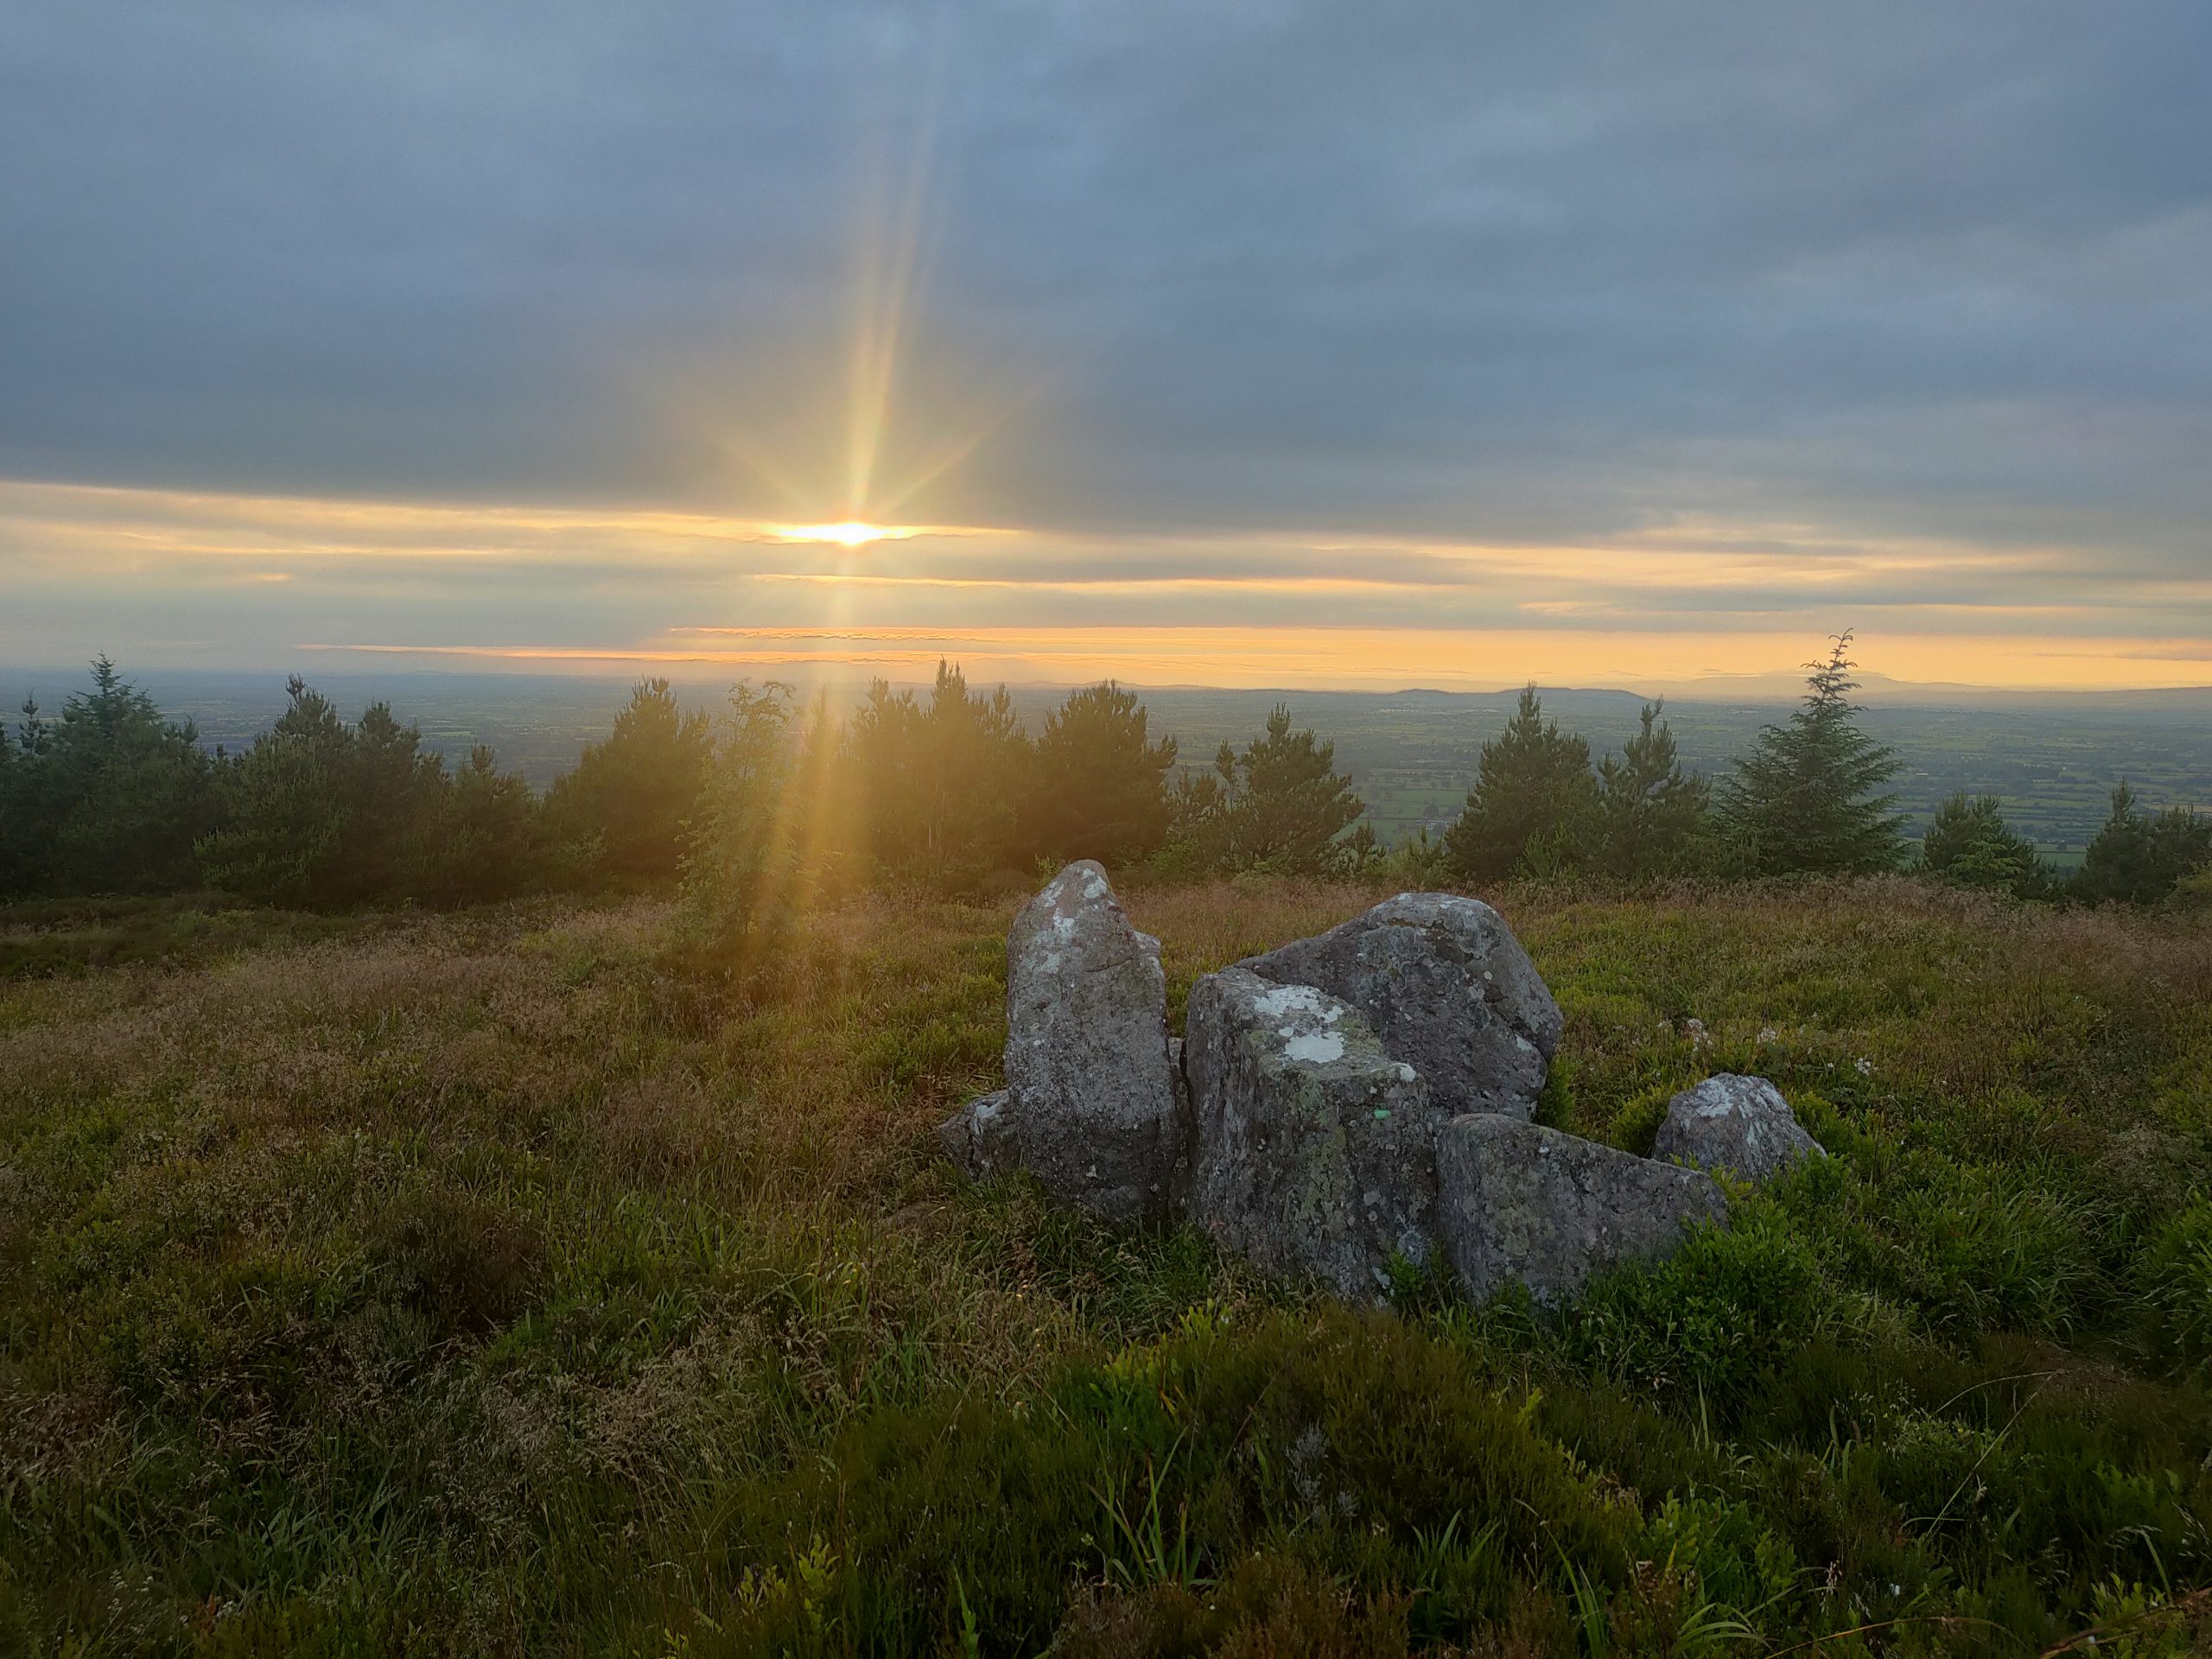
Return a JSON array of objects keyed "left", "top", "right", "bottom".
[
  {"left": 1185, "top": 966, "right": 1444, "bottom": 1300},
  {"left": 1437, "top": 1116, "right": 1727, "bottom": 1304},
  {"left": 1654, "top": 1073, "right": 1824, "bottom": 1185},
  {"left": 1239, "top": 893, "right": 1561, "bottom": 1121}
]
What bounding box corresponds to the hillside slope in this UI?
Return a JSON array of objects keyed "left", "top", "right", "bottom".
[{"left": 3, "top": 881, "right": 2210, "bottom": 1654}]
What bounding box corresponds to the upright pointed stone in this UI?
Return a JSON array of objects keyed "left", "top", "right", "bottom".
[{"left": 993, "top": 861, "right": 1185, "bottom": 1225}]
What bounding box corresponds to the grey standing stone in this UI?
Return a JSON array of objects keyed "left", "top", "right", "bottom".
[
  {"left": 1239, "top": 893, "right": 1560, "bottom": 1121},
  {"left": 1435, "top": 1116, "right": 1726, "bottom": 1303},
  {"left": 1184, "top": 966, "right": 1444, "bottom": 1299},
  {"left": 1001, "top": 861, "right": 1185, "bottom": 1225},
  {"left": 1654, "top": 1073, "right": 1824, "bottom": 1185}
]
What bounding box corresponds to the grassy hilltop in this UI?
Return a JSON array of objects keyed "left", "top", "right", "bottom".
[{"left": 4, "top": 880, "right": 2212, "bottom": 1655}]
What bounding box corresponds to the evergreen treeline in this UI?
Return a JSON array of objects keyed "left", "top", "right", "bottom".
[{"left": 4, "top": 641, "right": 2209, "bottom": 915}]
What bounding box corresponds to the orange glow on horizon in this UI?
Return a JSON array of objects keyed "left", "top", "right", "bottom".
[
  {"left": 9, "top": 478, "right": 2210, "bottom": 696},
  {"left": 299, "top": 626, "right": 2212, "bottom": 695}
]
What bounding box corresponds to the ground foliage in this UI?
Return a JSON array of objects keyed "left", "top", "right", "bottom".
[{"left": 3, "top": 879, "right": 2212, "bottom": 1656}]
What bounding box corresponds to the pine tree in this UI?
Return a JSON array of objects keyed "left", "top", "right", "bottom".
[
  {"left": 0, "top": 698, "right": 23, "bottom": 899},
  {"left": 9, "top": 658, "right": 225, "bottom": 897},
  {"left": 420, "top": 746, "right": 543, "bottom": 906},
  {"left": 1021, "top": 681, "right": 1178, "bottom": 868},
  {"left": 846, "top": 661, "right": 1030, "bottom": 887},
  {"left": 1921, "top": 792, "right": 2047, "bottom": 899},
  {"left": 1442, "top": 686, "right": 1599, "bottom": 882},
  {"left": 195, "top": 682, "right": 351, "bottom": 908},
  {"left": 336, "top": 700, "right": 446, "bottom": 904},
  {"left": 1595, "top": 700, "right": 1710, "bottom": 880},
  {"left": 543, "top": 677, "right": 713, "bottom": 888},
  {"left": 2075, "top": 782, "right": 2212, "bottom": 906},
  {"left": 683, "top": 680, "right": 810, "bottom": 955},
  {"left": 1220, "top": 705, "right": 1365, "bottom": 875},
  {"left": 198, "top": 677, "right": 454, "bottom": 908},
  {"left": 1162, "top": 758, "right": 1235, "bottom": 875},
  {"left": 1719, "top": 634, "right": 1904, "bottom": 874}
]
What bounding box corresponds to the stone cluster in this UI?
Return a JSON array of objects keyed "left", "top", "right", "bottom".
[{"left": 939, "top": 862, "right": 1824, "bottom": 1302}]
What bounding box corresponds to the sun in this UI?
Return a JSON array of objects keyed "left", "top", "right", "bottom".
[{"left": 772, "top": 520, "right": 921, "bottom": 548}]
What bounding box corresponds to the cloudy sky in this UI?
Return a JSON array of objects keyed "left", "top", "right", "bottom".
[{"left": 4, "top": 2, "right": 2209, "bottom": 690}]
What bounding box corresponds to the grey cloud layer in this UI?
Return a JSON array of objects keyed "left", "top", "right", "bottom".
[{"left": 4, "top": 0, "right": 2210, "bottom": 562}]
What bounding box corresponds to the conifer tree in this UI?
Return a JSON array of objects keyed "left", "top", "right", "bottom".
[
  {"left": 421, "top": 746, "right": 543, "bottom": 906},
  {"left": 684, "top": 680, "right": 810, "bottom": 952},
  {"left": 1218, "top": 704, "right": 1365, "bottom": 875},
  {"left": 0, "top": 699, "right": 24, "bottom": 898},
  {"left": 336, "top": 700, "right": 446, "bottom": 904},
  {"left": 1921, "top": 792, "right": 2047, "bottom": 899},
  {"left": 1443, "top": 686, "right": 1599, "bottom": 881},
  {"left": 847, "top": 661, "right": 1030, "bottom": 887},
  {"left": 1595, "top": 700, "right": 1710, "bottom": 879},
  {"left": 195, "top": 678, "right": 353, "bottom": 907},
  {"left": 1021, "top": 681, "right": 1178, "bottom": 868},
  {"left": 543, "top": 677, "right": 713, "bottom": 887},
  {"left": 1719, "top": 633, "right": 1904, "bottom": 874},
  {"left": 3, "top": 658, "right": 224, "bottom": 897},
  {"left": 2075, "top": 781, "right": 2212, "bottom": 906}
]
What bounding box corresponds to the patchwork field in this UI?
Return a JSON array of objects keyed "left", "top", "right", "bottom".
[{"left": 3, "top": 879, "right": 2211, "bottom": 1655}]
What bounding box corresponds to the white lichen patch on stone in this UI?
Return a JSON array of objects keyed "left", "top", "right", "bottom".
[
  {"left": 1251, "top": 982, "right": 1330, "bottom": 1020},
  {"left": 1282, "top": 1030, "right": 1347, "bottom": 1065}
]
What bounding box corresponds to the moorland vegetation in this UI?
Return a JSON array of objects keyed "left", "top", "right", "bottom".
[{"left": 3, "top": 638, "right": 2212, "bottom": 1654}]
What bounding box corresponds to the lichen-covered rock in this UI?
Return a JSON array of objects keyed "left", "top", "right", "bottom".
[
  {"left": 1184, "top": 966, "right": 1444, "bottom": 1299},
  {"left": 1435, "top": 1116, "right": 1726, "bottom": 1303},
  {"left": 1654, "top": 1073, "right": 1824, "bottom": 1185},
  {"left": 937, "top": 1088, "right": 1015, "bottom": 1179},
  {"left": 1239, "top": 893, "right": 1560, "bottom": 1121},
  {"left": 1001, "top": 861, "right": 1185, "bottom": 1225}
]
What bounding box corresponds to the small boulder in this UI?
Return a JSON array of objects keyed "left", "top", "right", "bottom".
[
  {"left": 1435, "top": 1116, "right": 1726, "bottom": 1304},
  {"left": 1239, "top": 893, "right": 1560, "bottom": 1121},
  {"left": 1001, "top": 861, "right": 1185, "bottom": 1225},
  {"left": 938, "top": 1088, "right": 1015, "bottom": 1179},
  {"left": 1184, "top": 967, "right": 1443, "bottom": 1299},
  {"left": 1654, "top": 1074, "right": 1823, "bottom": 1185}
]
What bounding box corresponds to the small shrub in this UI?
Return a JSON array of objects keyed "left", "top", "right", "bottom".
[
  {"left": 2139, "top": 1197, "right": 2212, "bottom": 1372},
  {"left": 709, "top": 1308, "right": 1627, "bottom": 1653},
  {"left": 1558, "top": 1208, "right": 1826, "bottom": 1411},
  {"left": 365, "top": 1183, "right": 543, "bottom": 1338}
]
